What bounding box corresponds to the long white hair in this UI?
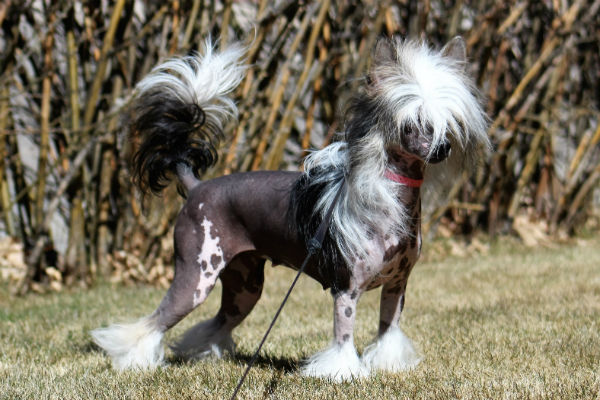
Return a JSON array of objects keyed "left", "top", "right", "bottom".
[{"left": 297, "top": 37, "right": 490, "bottom": 266}]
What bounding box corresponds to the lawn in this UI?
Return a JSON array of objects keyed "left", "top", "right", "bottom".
[{"left": 1, "top": 237, "right": 599, "bottom": 399}]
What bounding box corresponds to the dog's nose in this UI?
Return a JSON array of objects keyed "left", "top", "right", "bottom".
[{"left": 429, "top": 140, "right": 451, "bottom": 163}]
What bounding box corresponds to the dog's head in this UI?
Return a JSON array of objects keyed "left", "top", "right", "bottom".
[{"left": 349, "top": 37, "right": 490, "bottom": 166}]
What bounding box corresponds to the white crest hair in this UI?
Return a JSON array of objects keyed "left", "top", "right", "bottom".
[
  {"left": 135, "top": 39, "right": 247, "bottom": 133},
  {"left": 304, "top": 38, "right": 490, "bottom": 266},
  {"left": 373, "top": 38, "right": 490, "bottom": 158}
]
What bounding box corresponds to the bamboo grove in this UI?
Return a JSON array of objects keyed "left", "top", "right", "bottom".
[{"left": 0, "top": 0, "right": 598, "bottom": 293}]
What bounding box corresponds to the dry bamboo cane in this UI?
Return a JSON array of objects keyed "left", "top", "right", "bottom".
[
  {"left": 134, "top": 5, "right": 169, "bottom": 44},
  {"left": 66, "top": 17, "right": 80, "bottom": 146},
  {"left": 220, "top": 0, "right": 233, "bottom": 47},
  {"left": 94, "top": 76, "right": 123, "bottom": 277},
  {"left": 169, "top": 0, "right": 181, "bottom": 54},
  {"left": 0, "top": 0, "right": 10, "bottom": 26},
  {"left": 264, "top": 0, "right": 331, "bottom": 170},
  {"left": 264, "top": 59, "right": 325, "bottom": 169},
  {"left": 353, "top": 4, "right": 388, "bottom": 85},
  {"left": 496, "top": 1, "right": 527, "bottom": 36},
  {"left": 64, "top": 9, "right": 86, "bottom": 280},
  {"left": 551, "top": 120, "right": 600, "bottom": 231},
  {"left": 489, "top": 0, "right": 583, "bottom": 137},
  {"left": 22, "top": 133, "right": 111, "bottom": 293},
  {"left": 82, "top": 0, "right": 127, "bottom": 132},
  {"left": 223, "top": 3, "right": 295, "bottom": 173},
  {"left": 301, "top": 43, "right": 326, "bottom": 156},
  {"left": 181, "top": 0, "right": 202, "bottom": 49},
  {"left": 0, "top": 86, "right": 15, "bottom": 235},
  {"left": 567, "top": 121, "right": 600, "bottom": 180},
  {"left": 250, "top": 4, "right": 316, "bottom": 170},
  {"left": 34, "top": 13, "right": 55, "bottom": 231},
  {"left": 507, "top": 124, "right": 546, "bottom": 218},
  {"left": 564, "top": 163, "right": 600, "bottom": 231}
]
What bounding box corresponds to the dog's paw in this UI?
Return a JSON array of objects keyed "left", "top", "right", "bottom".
[
  {"left": 91, "top": 316, "right": 165, "bottom": 370},
  {"left": 362, "top": 326, "right": 421, "bottom": 373},
  {"left": 301, "top": 342, "right": 368, "bottom": 382},
  {"left": 170, "top": 319, "right": 235, "bottom": 360}
]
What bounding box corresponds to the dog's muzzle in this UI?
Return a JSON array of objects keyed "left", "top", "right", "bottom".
[{"left": 428, "top": 140, "right": 451, "bottom": 164}]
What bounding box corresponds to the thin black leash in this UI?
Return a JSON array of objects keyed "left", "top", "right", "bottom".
[{"left": 229, "top": 179, "right": 346, "bottom": 400}]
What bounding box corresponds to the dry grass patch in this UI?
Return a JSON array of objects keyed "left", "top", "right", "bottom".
[{"left": 1, "top": 237, "right": 599, "bottom": 399}]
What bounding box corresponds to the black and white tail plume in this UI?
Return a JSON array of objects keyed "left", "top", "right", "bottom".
[{"left": 130, "top": 40, "right": 247, "bottom": 194}]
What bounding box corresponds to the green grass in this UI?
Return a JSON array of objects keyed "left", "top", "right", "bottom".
[{"left": 1, "top": 237, "right": 599, "bottom": 399}]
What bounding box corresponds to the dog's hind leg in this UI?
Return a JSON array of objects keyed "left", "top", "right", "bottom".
[
  {"left": 362, "top": 280, "right": 421, "bottom": 373},
  {"left": 92, "top": 213, "right": 228, "bottom": 370},
  {"left": 170, "top": 254, "right": 265, "bottom": 360}
]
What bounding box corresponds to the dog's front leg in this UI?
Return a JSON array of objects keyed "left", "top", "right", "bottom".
[
  {"left": 362, "top": 280, "right": 421, "bottom": 373},
  {"left": 301, "top": 289, "right": 367, "bottom": 381}
]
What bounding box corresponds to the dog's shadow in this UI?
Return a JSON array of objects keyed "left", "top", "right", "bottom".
[
  {"left": 168, "top": 351, "right": 299, "bottom": 374},
  {"left": 170, "top": 351, "right": 299, "bottom": 397},
  {"left": 232, "top": 352, "right": 300, "bottom": 373},
  {"left": 86, "top": 336, "right": 300, "bottom": 373}
]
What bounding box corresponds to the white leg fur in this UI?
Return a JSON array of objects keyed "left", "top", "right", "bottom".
[
  {"left": 170, "top": 319, "right": 235, "bottom": 360},
  {"left": 302, "top": 341, "right": 368, "bottom": 382},
  {"left": 91, "top": 316, "right": 164, "bottom": 370},
  {"left": 362, "top": 326, "right": 421, "bottom": 373}
]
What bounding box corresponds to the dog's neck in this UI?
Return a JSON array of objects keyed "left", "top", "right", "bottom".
[
  {"left": 386, "top": 149, "right": 425, "bottom": 185},
  {"left": 386, "top": 149, "right": 423, "bottom": 236}
]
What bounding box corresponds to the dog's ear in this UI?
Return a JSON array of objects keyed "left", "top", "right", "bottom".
[
  {"left": 373, "top": 38, "right": 396, "bottom": 66},
  {"left": 442, "top": 36, "right": 467, "bottom": 63}
]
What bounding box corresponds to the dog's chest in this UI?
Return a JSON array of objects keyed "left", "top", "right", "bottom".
[
  {"left": 348, "top": 187, "right": 423, "bottom": 291},
  {"left": 361, "top": 231, "right": 421, "bottom": 290}
]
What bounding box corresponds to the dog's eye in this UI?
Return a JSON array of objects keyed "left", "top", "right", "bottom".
[{"left": 366, "top": 75, "right": 373, "bottom": 85}]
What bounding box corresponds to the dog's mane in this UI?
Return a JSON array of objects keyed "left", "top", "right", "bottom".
[
  {"left": 290, "top": 39, "right": 490, "bottom": 282},
  {"left": 290, "top": 93, "right": 412, "bottom": 286}
]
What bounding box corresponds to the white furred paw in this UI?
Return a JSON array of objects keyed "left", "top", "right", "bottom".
[
  {"left": 301, "top": 342, "right": 368, "bottom": 382},
  {"left": 91, "top": 316, "right": 164, "bottom": 370},
  {"left": 362, "top": 326, "right": 421, "bottom": 373}
]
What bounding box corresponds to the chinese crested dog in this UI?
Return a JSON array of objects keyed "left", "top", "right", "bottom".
[{"left": 92, "top": 36, "right": 490, "bottom": 380}]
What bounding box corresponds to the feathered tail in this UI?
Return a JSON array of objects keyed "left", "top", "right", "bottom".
[{"left": 130, "top": 40, "right": 247, "bottom": 194}]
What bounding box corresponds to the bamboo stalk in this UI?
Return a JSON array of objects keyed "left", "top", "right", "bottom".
[
  {"left": 23, "top": 133, "right": 112, "bottom": 282},
  {"left": 503, "top": 0, "right": 582, "bottom": 113},
  {"left": 250, "top": 4, "right": 316, "bottom": 170},
  {"left": 220, "top": 0, "right": 233, "bottom": 46},
  {"left": 496, "top": 1, "right": 527, "bottom": 35},
  {"left": 66, "top": 9, "right": 80, "bottom": 146},
  {"left": 181, "top": 0, "right": 201, "bottom": 49},
  {"left": 264, "top": 0, "right": 331, "bottom": 170},
  {"left": 551, "top": 117, "right": 600, "bottom": 231},
  {"left": 564, "top": 163, "right": 600, "bottom": 231},
  {"left": 567, "top": 121, "right": 600, "bottom": 179},
  {"left": 82, "top": 0, "right": 126, "bottom": 133},
  {"left": 169, "top": 0, "right": 181, "bottom": 54},
  {"left": 34, "top": 14, "right": 55, "bottom": 230},
  {"left": 0, "top": 0, "right": 10, "bottom": 27},
  {"left": 0, "top": 86, "right": 15, "bottom": 235},
  {"left": 507, "top": 124, "right": 546, "bottom": 218},
  {"left": 488, "top": 0, "right": 583, "bottom": 137}
]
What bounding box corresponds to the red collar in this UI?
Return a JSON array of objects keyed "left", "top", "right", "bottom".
[{"left": 384, "top": 170, "right": 423, "bottom": 188}]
